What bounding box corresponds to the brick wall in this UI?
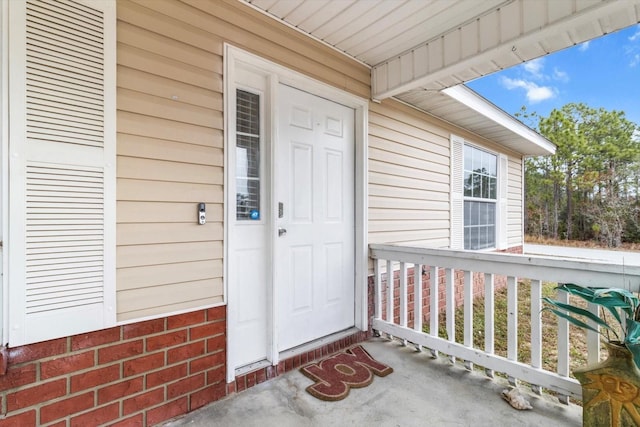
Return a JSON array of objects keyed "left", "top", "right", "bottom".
[
  {"left": 0, "top": 280, "right": 377, "bottom": 426},
  {"left": 0, "top": 307, "right": 226, "bottom": 427}
]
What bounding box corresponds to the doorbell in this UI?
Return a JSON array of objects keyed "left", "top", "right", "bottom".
[{"left": 198, "top": 203, "right": 206, "bottom": 225}]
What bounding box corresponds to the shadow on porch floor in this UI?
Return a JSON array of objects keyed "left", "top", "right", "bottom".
[{"left": 163, "top": 338, "right": 581, "bottom": 426}]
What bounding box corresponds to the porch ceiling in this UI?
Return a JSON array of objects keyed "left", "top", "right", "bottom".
[{"left": 242, "top": 0, "right": 640, "bottom": 156}]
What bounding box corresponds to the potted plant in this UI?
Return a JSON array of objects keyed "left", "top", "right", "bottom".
[{"left": 544, "top": 283, "right": 640, "bottom": 426}]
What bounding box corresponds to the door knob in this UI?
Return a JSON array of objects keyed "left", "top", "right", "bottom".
[{"left": 278, "top": 227, "right": 287, "bottom": 237}]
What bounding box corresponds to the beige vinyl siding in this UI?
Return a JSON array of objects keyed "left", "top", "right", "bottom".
[
  {"left": 115, "top": 0, "right": 368, "bottom": 321},
  {"left": 368, "top": 101, "right": 451, "bottom": 247},
  {"left": 368, "top": 99, "right": 526, "bottom": 251}
]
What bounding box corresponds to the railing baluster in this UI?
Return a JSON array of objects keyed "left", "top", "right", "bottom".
[
  {"left": 367, "top": 243, "right": 640, "bottom": 401},
  {"left": 386, "top": 259, "right": 393, "bottom": 339},
  {"left": 446, "top": 268, "right": 455, "bottom": 364},
  {"left": 507, "top": 276, "right": 518, "bottom": 386},
  {"left": 430, "top": 266, "right": 439, "bottom": 358},
  {"left": 530, "top": 279, "right": 542, "bottom": 394},
  {"left": 557, "top": 288, "right": 570, "bottom": 404},
  {"left": 484, "top": 273, "right": 495, "bottom": 378},
  {"left": 463, "top": 270, "right": 473, "bottom": 371},
  {"left": 587, "top": 302, "right": 600, "bottom": 366},
  {"left": 374, "top": 258, "right": 382, "bottom": 322},
  {"left": 414, "top": 264, "right": 423, "bottom": 352},
  {"left": 399, "top": 262, "right": 408, "bottom": 346}
]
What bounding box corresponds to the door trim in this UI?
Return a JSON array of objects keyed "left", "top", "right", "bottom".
[{"left": 224, "top": 45, "right": 369, "bottom": 383}]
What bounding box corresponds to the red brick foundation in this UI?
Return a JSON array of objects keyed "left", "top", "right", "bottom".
[
  {"left": 0, "top": 280, "right": 377, "bottom": 426},
  {"left": 230, "top": 330, "right": 370, "bottom": 394},
  {"left": 230, "top": 280, "right": 375, "bottom": 394},
  {"left": 0, "top": 307, "right": 227, "bottom": 427}
]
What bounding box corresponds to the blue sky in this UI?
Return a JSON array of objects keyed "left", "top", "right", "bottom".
[{"left": 466, "top": 24, "right": 640, "bottom": 128}]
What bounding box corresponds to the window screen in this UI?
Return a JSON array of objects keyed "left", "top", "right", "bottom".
[{"left": 236, "top": 89, "right": 261, "bottom": 220}]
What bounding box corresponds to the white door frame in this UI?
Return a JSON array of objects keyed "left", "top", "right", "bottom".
[
  {"left": 224, "top": 45, "right": 368, "bottom": 383},
  {"left": 0, "top": 0, "right": 7, "bottom": 345}
]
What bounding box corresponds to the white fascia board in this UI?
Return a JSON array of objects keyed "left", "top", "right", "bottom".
[{"left": 443, "top": 85, "right": 556, "bottom": 156}]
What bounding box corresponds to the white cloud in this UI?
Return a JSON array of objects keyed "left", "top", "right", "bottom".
[
  {"left": 629, "top": 25, "right": 640, "bottom": 42},
  {"left": 522, "top": 58, "right": 545, "bottom": 79},
  {"left": 553, "top": 67, "right": 569, "bottom": 83},
  {"left": 500, "top": 76, "right": 556, "bottom": 103},
  {"left": 578, "top": 41, "right": 590, "bottom": 52},
  {"left": 631, "top": 53, "right": 640, "bottom": 68}
]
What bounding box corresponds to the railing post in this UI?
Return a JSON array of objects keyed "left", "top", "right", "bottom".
[
  {"left": 587, "top": 302, "right": 600, "bottom": 366},
  {"left": 507, "top": 276, "right": 518, "bottom": 386},
  {"left": 374, "top": 258, "right": 382, "bottom": 336},
  {"left": 399, "top": 262, "right": 408, "bottom": 346},
  {"left": 446, "top": 268, "right": 455, "bottom": 364},
  {"left": 484, "top": 273, "right": 495, "bottom": 378},
  {"left": 463, "top": 270, "right": 473, "bottom": 371},
  {"left": 414, "top": 264, "right": 423, "bottom": 352},
  {"left": 557, "top": 288, "right": 570, "bottom": 404},
  {"left": 429, "top": 266, "right": 439, "bottom": 358},
  {"left": 386, "top": 259, "right": 393, "bottom": 337},
  {"left": 530, "top": 279, "right": 542, "bottom": 394}
]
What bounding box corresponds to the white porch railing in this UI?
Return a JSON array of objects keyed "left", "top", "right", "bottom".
[{"left": 369, "top": 244, "right": 640, "bottom": 402}]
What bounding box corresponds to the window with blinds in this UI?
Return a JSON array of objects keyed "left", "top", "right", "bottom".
[{"left": 236, "top": 89, "right": 261, "bottom": 221}]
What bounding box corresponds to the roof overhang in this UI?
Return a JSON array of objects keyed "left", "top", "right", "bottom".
[
  {"left": 242, "top": 0, "right": 640, "bottom": 157},
  {"left": 372, "top": 0, "right": 640, "bottom": 100},
  {"left": 396, "top": 85, "right": 555, "bottom": 156}
]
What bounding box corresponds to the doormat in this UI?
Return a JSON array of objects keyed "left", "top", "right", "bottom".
[{"left": 300, "top": 345, "right": 393, "bottom": 401}]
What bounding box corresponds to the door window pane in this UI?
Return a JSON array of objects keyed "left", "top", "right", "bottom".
[{"left": 236, "top": 90, "right": 261, "bottom": 220}]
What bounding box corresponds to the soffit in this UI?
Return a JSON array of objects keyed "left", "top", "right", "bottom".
[{"left": 242, "top": 0, "right": 640, "bottom": 156}]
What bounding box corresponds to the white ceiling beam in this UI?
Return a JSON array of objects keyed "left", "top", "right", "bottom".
[{"left": 372, "top": 0, "right": 640, "bottom": 100}]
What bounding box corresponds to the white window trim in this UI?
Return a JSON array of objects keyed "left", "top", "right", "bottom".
[{"left": 224, "top": 45, "right": 369, "bottom": 383}]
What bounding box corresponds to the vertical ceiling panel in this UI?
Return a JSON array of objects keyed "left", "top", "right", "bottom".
[
  {"left": 443, "top": 27, "right": 461, "bottom": 67},
  {"left": 351, "top": 0, "right": 454, "bottom": 62},
  {"left": 413, "top": 44, "right": 429, "bottom": 78},
  {"left": 478, "top": 11, "right": 499, "bottom": 52},
  {"left": 460, "top": 19, "right": 478, "bottom": 59},
  {"left": 322, "top": 0, "right": 403, "bottom": 46},
  {"left": 575, "top": 0, "right": 605, "bottom": 13},
  {"left": 337, "top": 0, "right": 429, "bottom": 54},
  {"left": 427, "top": 37, "right": 443, "bottom": 73},
  {"left": 296, "top": 0, "right": 356, "bottom": 33},
  {"left": 265, "top": 0, "right": 305, "bottom": 18},
  {"left": 499, "top": 1, "right": 522, "bottom": 43},
  {"left": 310, "top": 0, "right": 383, "bottom": 40},
  {"left": 522, "top": 0, "right": 548, "bottom": 33},
  {"left": 283, "top": 0, "right": 325, "bottom": 26},
  {"left": 547, "top": 0, "right": 574, "bottom": 22},
  {"left": 400, "top": 52, "right": 413, "bottom": 85}
]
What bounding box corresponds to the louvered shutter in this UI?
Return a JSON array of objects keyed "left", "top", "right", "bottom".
[
  {"left": 497, "top": 154, "right": 509, "bottom": 250},
  {"left": 8, "top": 0, "right": 115, "bottom": 346},
  {"left": 450, "top": 135, "right": 464, "bottom": 249}
]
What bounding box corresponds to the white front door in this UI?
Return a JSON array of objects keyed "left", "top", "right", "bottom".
[{"left": 275, "top": 84, "right": 355, "bottom": 351}]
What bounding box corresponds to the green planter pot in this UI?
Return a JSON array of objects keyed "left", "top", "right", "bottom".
[{"left": 575, "top": 341, "right": 640, "bottom": 426}]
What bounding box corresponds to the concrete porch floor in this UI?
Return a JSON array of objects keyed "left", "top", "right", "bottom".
[{"left": 164, "top": 338, "right": 582, "bottom": 426}]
